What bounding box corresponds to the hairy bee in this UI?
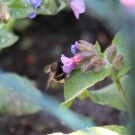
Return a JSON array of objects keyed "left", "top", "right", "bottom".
[{"left": 44, "top": 61, "right": 66, "bottom": 90}]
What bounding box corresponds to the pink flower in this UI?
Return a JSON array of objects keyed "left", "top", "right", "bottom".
[
  {"left": 120, "top": 0, "right": 135, "bottom": 15},
  {"left": 70, "top": 0, "right": 85, "bottom": 19},
  {"left": 120, "top": 0, "right": 135, "bottom": 7},
  {"left": 73, "top": 54, "right": 82, "bottom": 63},
  {"left": 61, "top": 54, "right": 76, "bottom": 77}
]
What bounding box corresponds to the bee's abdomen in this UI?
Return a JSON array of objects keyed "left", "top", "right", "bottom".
[
  {"left": 53, "top": 73, "right": 66, "bottom": 83},
  {"left": 54, "top": 73, "right": 66, "bottom": 80}
]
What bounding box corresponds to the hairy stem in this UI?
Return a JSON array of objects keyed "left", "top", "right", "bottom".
[{"left": 110, "top": 71, "right": 131, "bottom": 111}]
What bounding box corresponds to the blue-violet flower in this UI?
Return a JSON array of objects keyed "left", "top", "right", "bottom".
[
  {"left": 71, "top": 41, "right": 79, "bottom": 54},
  {"left": 28, "top": 0, "right": 42, "bottom": 19}
]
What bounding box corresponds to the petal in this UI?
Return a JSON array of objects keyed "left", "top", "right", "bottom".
[
  {"left": 28, "top": 12, "right": 37, "bottom": 19},
  {"left": 28, "top": 0, "right": 42, "bottom": 10},
  {"left": 70, "top": 0, "right": 85, "bottom": 19},
  {"left": 63, "top": 65, "right": 74, "bottom": 74},
  {"left": 61, "top": 54, "right": 73, "bottom": 66},
  {"left": 61, "top": 54, "right": 76, "bottom": 77},
  {"left": 120, "top": 0, "right": 135, "bottom": 7},
  {"left": 71, "top": 41, "right": 79, "bottom": 54}
]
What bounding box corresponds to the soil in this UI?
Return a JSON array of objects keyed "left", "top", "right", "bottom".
[{"left": 0, "top": 11, "right": 126, "bottom": 135}]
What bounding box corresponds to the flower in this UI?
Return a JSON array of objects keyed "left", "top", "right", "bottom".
[
  {"left": 70, "top": 0, "right": 85, "bottom": 19},
  {"left": 28, "top": 0, "right": 42, "bottom": 19},
  {"left": 61, "top": 54, "right": 76, "bottom": 77},
  {"left": 120, "top": 0, "right": 135, "bottom": 15},
  {"left": 72, "top": 54, "right": 82, "bottom": 62},
  {"left": 71, "top": 41, "right": 79, "bottom": 54},
  {"left": 29, "top": 12, "right": 37, "bottom": 19},
  {"left": 120, "top": 0, "right": 135, "bottom": 7}
]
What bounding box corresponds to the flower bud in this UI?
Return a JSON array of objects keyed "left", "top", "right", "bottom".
[
  {"left": 113, "top": 54, "right": 124, "bottom": 69},
  {"left": 81, "top": 62, "right": 92, "bottom": 72},
  {"left": 73, "top": 52, "right": 96, "bottom": 63},
  {"left": 71, "top": 41, "right": 79, "bottom": 54},
  {"left": 90, "top": 56, "right": 106, "bottom": 72},
  {"left": 78, "top": 40, "right": 96, "bottom": 53},
  {"left": 107, "top": 45, "right": 117, "bottom": 63},
  {"left": 90, "top": 56, "right": 99, "bottom": 65},
  {"left": 0, "top": 2, "right": 10, "bottom": 23}
]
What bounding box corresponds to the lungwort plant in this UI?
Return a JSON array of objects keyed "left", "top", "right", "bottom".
[
  {"left": 0, "top": 0, "right": 133, "bottom": 135},
  {"left": 57, "top": 28, "right": 132, "bottom": 135}
]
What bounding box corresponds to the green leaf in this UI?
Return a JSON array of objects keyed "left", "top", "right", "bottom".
[
  {"left": 63, "top": 74, "right": 131, "bottom": 111},
  {"left": 2, "top": 0, "right": 66, "bottom": 19},
  {"left": 103, "top": 125, "right": 129, "bottom": 135},
  {"left": 0, "top": 72, "right": 96, "bottom": 129},
  {"left": 7, "top": 0, "right": 34, "bottom": 19},
  {"left": 49, "top": 126, "right": 129, "bottom": 135},
  {"left": 0, "top": 29, "right": 18, "bottom": 49},
  {"left": 104, "top": 29, "right": 132, "bottom": 77},
  {"left": 0, "top": 73, "right": 40, "bottom": 115},
  {"left": 64, "top": 64, "right": 111, "bottom": 104},
  {"left": 89, "top": 75, "right": 131, "bottom": 111},
  {"left": 95, "top": 41, "right": 104, "bottom": 58},
  {"left": 0, "top": 21, "right": 18, "bottom": 49},
  {"left": 60, "top": 99, "right": 74, "bottom": 110},
  {"left": 78, "top": 90, "right": 90, "bottom": 100},
  {"left": 37, "top": 0, "right": 66, "bottom": 15}
]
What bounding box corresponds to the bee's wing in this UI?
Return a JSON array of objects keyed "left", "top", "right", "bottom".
[
  {"left": 46, "top": 72, "right": 55, "bottom": 90},
  {"left": 44, "top": 64, "right": 51, "bottom": 73}
]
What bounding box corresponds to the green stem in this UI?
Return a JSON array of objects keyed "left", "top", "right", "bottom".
[{"left": 110, "top": 71, "right": 131, "bottom": 111}]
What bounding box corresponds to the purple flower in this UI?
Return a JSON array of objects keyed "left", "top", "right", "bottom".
[
  {"left": 61, "top": 54, "right": 76, "bottom": 77},
  {"left": 29, "top": 12, "right": 37, "bottom": 19},
  {"left": 70, "top": 0, "right": 85, "bottom": 19},
  {"left": 120, "top": 0, "right": 135, "bottom": 7},
  {"left": 71, "top": 41, "right": 79, "bottom": 54},
  {"left": 28, "top": 0, "right": 42, "bottom": 19}
]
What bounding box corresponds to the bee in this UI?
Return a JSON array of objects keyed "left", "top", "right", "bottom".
[{"left": 44, "top": 61, "right": 66, "bottom": 90}]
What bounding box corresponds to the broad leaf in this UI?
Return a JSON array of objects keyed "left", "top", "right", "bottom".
[
  {"left": 64, "top": 65, "right": 111, "bottom": 103},
  {"left": 89, "top": 75, "right": 131, "bottom": 111},
  {"left": 1, "top": 0, "right": 34, "bottom": 19},
  {"left": 0, "top": 73, "right": 40, "bottom": 115},
  {"left": 60, "top": 99, "right": 74, "bottom": 109},
  {"left": 103, "top": 125, "right": 129, "bottom": 135},
  {"left": 0, "top": 29, "right": 18, "bottom": 49},
  {"left": 63, "top": 74, "right": 131, "bottom": 111},
  {"left": 0, "top": 72, "right": 95, "bottom": 129},
  {"left": 2, "top": 0, "right": 66, "bottom": 19},
  {"left": 48, "top": 126, "right": 129, "bottom": 135},
  {"left": 38, "top": 0, "right": 66, "bottom": 15}
]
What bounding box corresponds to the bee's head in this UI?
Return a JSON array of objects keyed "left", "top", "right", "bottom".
[{"left": 51, "top": 62, "right": 59, "bottom": 71}]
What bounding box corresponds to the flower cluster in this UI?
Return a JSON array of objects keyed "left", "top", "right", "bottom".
[
  {"left": 61, "top": 40, "right": 106, "bottom": 77},
  {"left": 107, "top": 45, "right": 124, "bottom": 70},
  {"left": 28, "top": 0, "right": 42, "bottom": 19}
]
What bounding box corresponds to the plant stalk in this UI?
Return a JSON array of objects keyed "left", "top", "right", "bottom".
[{"left": 110, "top": 71, "right": 131, "bottom": 111}]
